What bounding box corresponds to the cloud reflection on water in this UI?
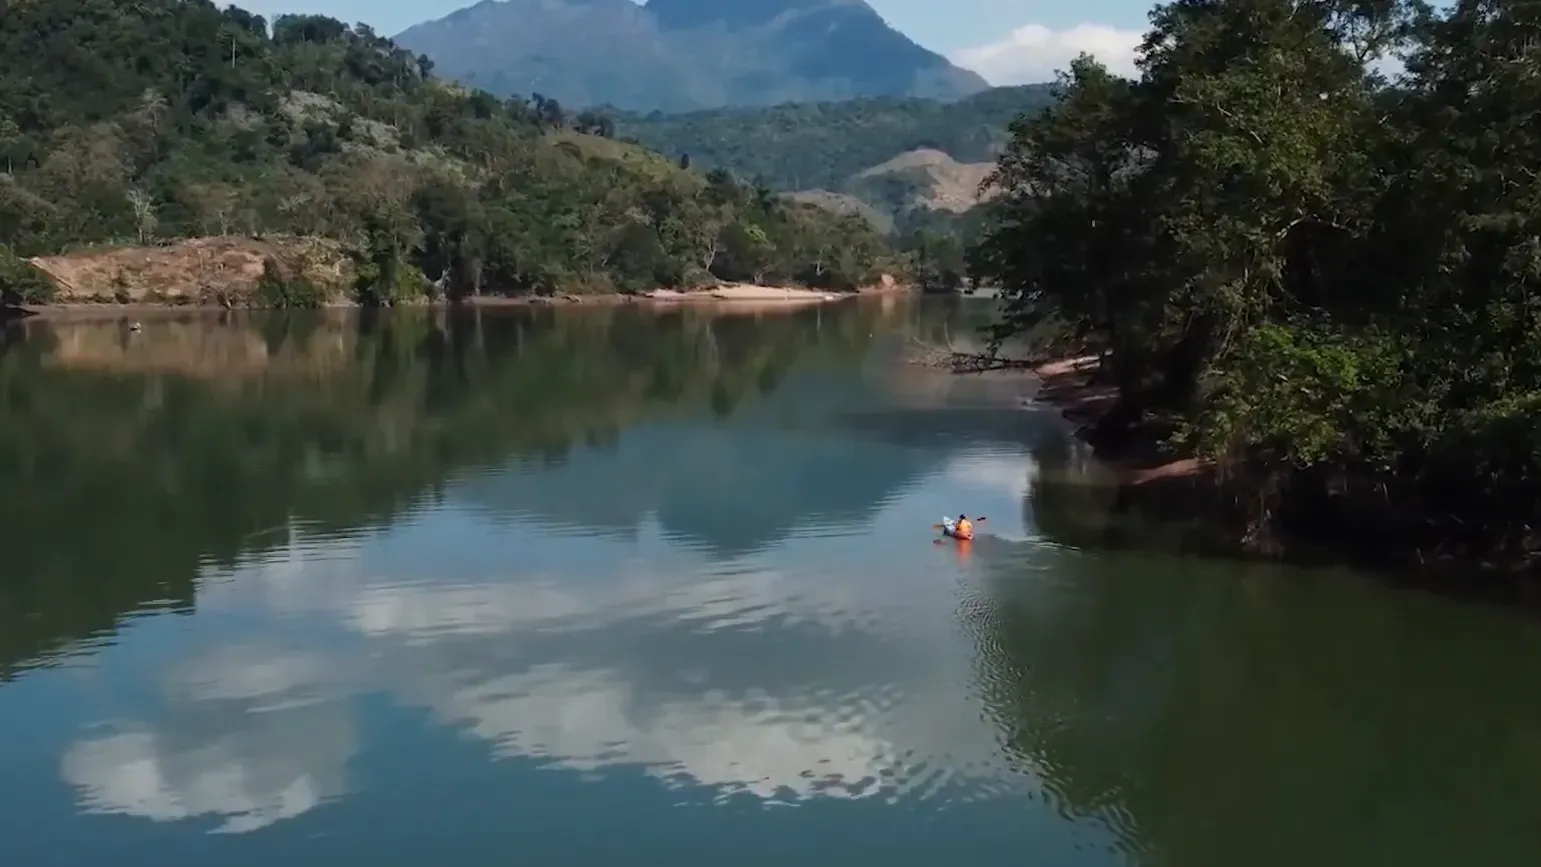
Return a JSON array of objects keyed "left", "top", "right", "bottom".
[
  {"left": 61, "top": 642, "right": 355, "bottom": 833},
  {"left": 57, "top": 452, "right": 1050, "bottom": 831}
]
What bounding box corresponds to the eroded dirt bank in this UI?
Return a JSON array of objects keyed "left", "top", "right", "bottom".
[{"left": 7, "top": 237, "right": 911, "bottom": 322}]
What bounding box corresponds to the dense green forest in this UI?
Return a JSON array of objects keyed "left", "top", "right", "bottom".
[
  {"left": 976, "top": 0, "right": 1541, "bottom": 561},
  {"left": 618, "top": 85, "right": 1055, "bottom": 193},
  {"left": 617, "top": 86, "right": 1050, "bottom": 270},
  {"left": 0, "top": 0, "right": 896, "bottom": 306}
]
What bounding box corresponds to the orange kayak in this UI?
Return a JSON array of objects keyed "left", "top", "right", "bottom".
[{"left": 940, "top": 518, "right": 974, "bottom": 541}]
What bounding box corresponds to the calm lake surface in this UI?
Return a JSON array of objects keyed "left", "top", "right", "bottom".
[{"left": 3, "top": 299, "right": 1541, "bottom": 866}]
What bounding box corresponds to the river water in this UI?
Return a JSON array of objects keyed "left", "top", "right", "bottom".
[{"left": 2, "top": 300, "right": 1541, "bottom": 866}]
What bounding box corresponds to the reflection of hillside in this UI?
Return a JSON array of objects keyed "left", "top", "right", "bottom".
[
  {"left": 835, "top": 405, "right": 1055, "bottom": 452},
  {"left": 458, "top": 337, "right": 1058, "bottom": 557},
  {"left": 965, "top": 541, "right": 1541, "bottom": 866},
  {"left": 0, "top": 304, "right": 902, "bottom": 677},
  {"left": 1019, "top": 435, "right": 1127, "bottom": 549},
  {"left": 32, "top": 312, "right": 357, "bottom": 380},
  {"left": 890, "top": 295, "right": 1002, "bottom": 353},
  {"left": 458, "top": 420, "right": 941, "bottom": 556},
  {"left": 996, "top": 406, "right": 1541, "bottom": 863},
  {"left": 1026, "top": 434, "right": 1244, "bottom": 558}
]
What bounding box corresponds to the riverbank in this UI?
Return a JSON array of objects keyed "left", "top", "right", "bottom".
[
  {"left": 474, "top": 282, "right": 901, "bottom": 309},
  {"left": 4, "top": 281, "right": 913, "bottom": 324},
  {"left": 4, "top": 235, "right": 912, "bottom": 324},
  {"left": 1024, "top": 353, "right": 1541, "bottom": 600},
  {"left": 1029, "top": 355, "right": 1211, "bottom": 489}
]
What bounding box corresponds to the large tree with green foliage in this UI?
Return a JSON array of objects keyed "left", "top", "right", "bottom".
[{"left": 975, "top": 0, "right": 1541, "bottom": 558}]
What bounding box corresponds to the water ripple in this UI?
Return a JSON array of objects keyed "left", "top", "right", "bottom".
[{"left": 296, "top": 555, "right": 1042, "bottom": 809}]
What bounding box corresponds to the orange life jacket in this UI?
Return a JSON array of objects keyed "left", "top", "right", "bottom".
[{"left": 955, "top": 519, "right": 973, "bottom": 539}]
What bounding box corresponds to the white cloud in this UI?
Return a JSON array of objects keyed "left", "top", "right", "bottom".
[
  {"left": 950, "top": 23, "right": 1143, "bottom": 85},
  {"left": 163, "top": 644, "right": 344, "bottom": 707},
  {"left": 334, "top": 549, "right": 1039, "bottom": 801},
  {"left": 62, "top": 731, "right": 331, "bottom": 834},
  {"left": 417, "top": 663, "right": 914, "bottom": 802}
]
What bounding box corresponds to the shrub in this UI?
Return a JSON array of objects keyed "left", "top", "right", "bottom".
[
  {"left": 353, "top": 258, "right": 427, "bottom": 306},
  {"left": 255, "top": 256, "right": 326, "bottom": 309},
  {"left": 0, "top": 244, "right": 56, "bottom": 304}
]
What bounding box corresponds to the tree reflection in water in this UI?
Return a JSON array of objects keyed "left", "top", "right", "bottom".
[{"left": 964, "top": 436, "right": 1541, "bottom": 867}]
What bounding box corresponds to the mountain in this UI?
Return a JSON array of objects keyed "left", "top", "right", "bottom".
[
  {"left": 777, "top": 148, "right": 995, "bottom": 238},
  {"left": 393, "top": 0, "right": 990, "bottom": 113}
]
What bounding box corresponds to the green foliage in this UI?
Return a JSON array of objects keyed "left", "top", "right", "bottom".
[
  {"left": 1191, "top": 323, "right": 1410, "bottom": 470},
  {"left": 254, "top": 257, "right": 325, "bottom": 309},
  {"left": 620, "top": 86, "right": 1055, "bottom": 192},
  {"left": 350, "top": 256, "right": 426, "bottom": 306},
  {"left": 976, "top": 0, "right": 1541, "bottom": 534},
  {"left": 621, "top": 90, "right": 1044, "bottom": 280},
  {"left": 901, "top": 231, "right": 967, "bottom": 293},
  {"left": 0, "top": 0, "right": 894, "bottom": 304},
  {"left": 0, "top": 246, "right": 54, "bottom": 304}
]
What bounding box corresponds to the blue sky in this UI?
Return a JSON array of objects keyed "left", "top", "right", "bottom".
[{"left": 234, "top": 0, "right": 1156, "bottom": 85}]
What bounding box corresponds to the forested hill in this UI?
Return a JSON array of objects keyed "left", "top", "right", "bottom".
[
  {"left": 0, "top": 0, "right": 894, "bottom": 307},
  {"left": 619, "top": 85, "right": 1057, "bottom": 193}
]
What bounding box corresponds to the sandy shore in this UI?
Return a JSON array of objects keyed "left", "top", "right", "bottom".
[
  {"left": 5, "top": 283, "right": 912, "bottom": 324},
  {"left": 1030, "top": 353, "right": 1210, "bottom": 486},
  {"left": 645, "top": 284, "right": 843, "bottom": 305}
]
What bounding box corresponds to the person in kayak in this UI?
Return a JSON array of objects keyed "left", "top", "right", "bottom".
[{"left": 953, "top": 514, "right": 974, "bottom": 540}]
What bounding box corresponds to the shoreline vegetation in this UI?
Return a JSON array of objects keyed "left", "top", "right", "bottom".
[
  {"left": 0, "top": 3, "right": 908, "bottom": 326},
  {"left": 2, "top": 250, "right": 907, "bottom": 323},
  {"left": 916, "top": 342, "right": 1541, "bottom": 599},
  {"left": 3, "top": 286, "right": 893, "bottom": 323},
  {"left": 955, "top": 0, "right": 1541, "bottom": 589},
  {"left": 909, "top": 345, "right": 1211, "bottom": 490}
]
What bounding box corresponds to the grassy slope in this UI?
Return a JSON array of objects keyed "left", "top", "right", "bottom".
[{"left": 618, "top": 84, "right": 1055, "bottom": 192}]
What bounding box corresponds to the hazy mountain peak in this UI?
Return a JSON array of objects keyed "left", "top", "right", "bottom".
[
  {"left": 645, "top": 0, "right": 855, "bottom": 28},
  {"left": 395, "top": 0, "right": 987, "bottom": 112}
]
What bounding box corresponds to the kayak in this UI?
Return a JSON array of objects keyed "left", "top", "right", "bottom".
[{"left": 940, "top": 517, "right": 974, "bottom": 541}]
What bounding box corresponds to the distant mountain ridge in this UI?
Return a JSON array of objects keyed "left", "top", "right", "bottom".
[
  {"left": 618, "top": 85, "right": 1054, "bottom": 191},
  {"left": 618, "top": 84, "right": 1056, "bottom": 234},
  {"left": 394, "top": 0, "right": 989, "bottom": 112}
]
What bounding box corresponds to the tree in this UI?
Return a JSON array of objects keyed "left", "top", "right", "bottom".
[
  {"left": 973, "top": 0, "right": 1541, "bottom": 555},
  {"left": 905, "top": 230, "right": 965, "bottom": 293},
  {"left": 0, "top": 113, "right": 19, "bottom": 174},
  {"left": 716, "top": 222, "right": 774, "bottom": 284},
  {"left": 126, "top": 187, "right": 156, "bottom": 244},
  {"left": 183, "top": 183, "right": 237, "bottom": 236}
]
